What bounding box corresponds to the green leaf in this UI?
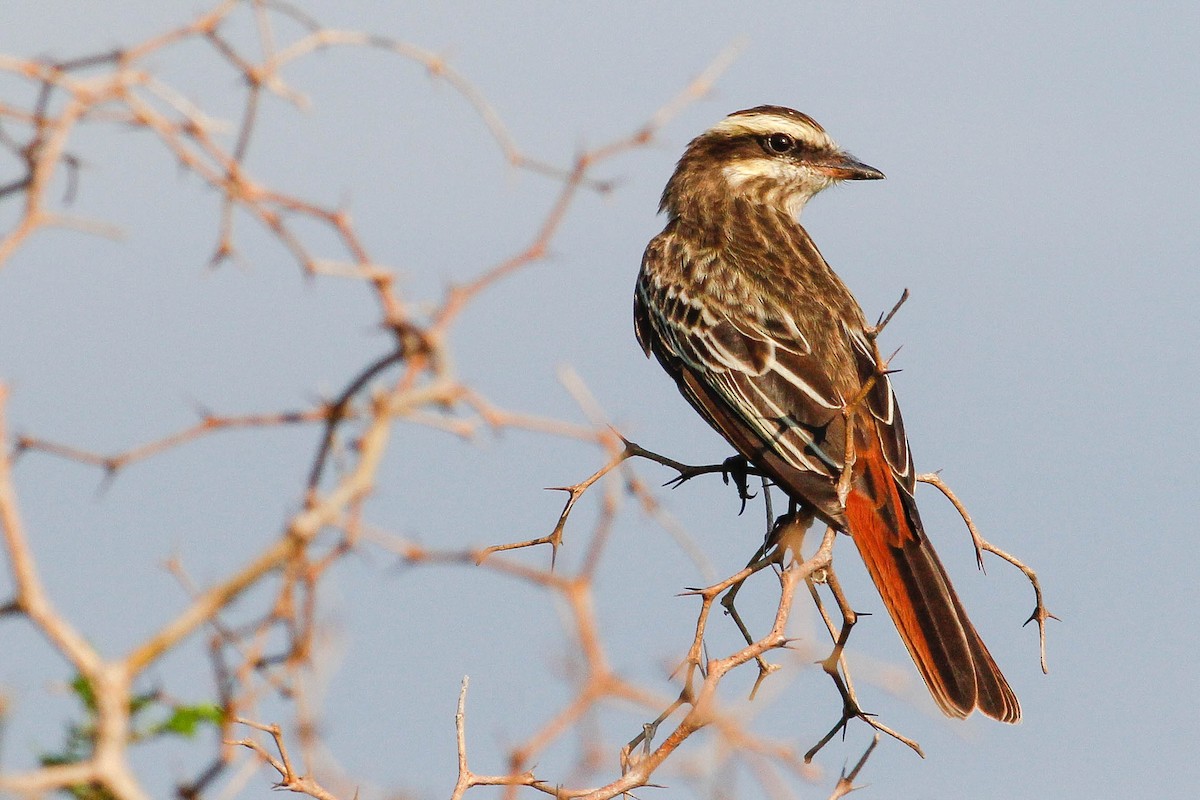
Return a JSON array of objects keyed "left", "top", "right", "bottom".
[
  {"left": 154, "top": 703, "right": 224, "bottom": 738},
  {"left": 69, "top": 675, "right": 97, "bottom": 714}
]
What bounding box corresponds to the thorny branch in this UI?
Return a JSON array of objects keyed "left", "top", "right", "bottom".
[
  {"left": 917, "top": 471, "right": 1057, "bottom": 673},
  {"left": 0, "top": 3, "right": 1048, "bottom": 799},
  {"left": 432, "top": 401, "right": 1048, "bottom": 797},
  {"left": 227, "top": 717, "right": 340, "bottom": 800},
  {"left": 803, "top": 566, "right": 924, "bottom": 761},
  {"left": 507, "top": 281, "right": 1052, "bottom": 787},
  {"left": 0, "top": 3, "right": 792, "bottom": 799},
  {"left": 828, "top": 735, "right": 879, "bottom": 800}
]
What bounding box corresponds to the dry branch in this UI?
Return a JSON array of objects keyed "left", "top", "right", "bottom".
[
  {"left": 0, "top": 4, "right": 1047, "bottom": 800},
  {"left": 0, "top": 4, "right": 752, "bottom": 798}
]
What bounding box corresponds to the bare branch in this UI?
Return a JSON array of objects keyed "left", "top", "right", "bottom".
[{"left": 917, "top": 471, "right": 1056, "bottom": 673}]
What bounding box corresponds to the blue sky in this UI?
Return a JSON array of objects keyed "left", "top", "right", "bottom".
[{"left": 2, "top": 2, "right": 1198, "bottom": 798}]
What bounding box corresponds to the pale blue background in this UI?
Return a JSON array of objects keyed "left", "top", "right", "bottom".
[{"left": 1, "top": 2, "right": 1197, "bottom": 798}]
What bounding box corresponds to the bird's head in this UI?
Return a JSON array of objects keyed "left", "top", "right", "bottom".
[{"left": 660, "top": 105, "right": 883, "bottom": 220}]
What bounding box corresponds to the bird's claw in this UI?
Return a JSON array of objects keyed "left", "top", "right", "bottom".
[{"left": 720, "top": 455, "right": 756, "bottom": 514}]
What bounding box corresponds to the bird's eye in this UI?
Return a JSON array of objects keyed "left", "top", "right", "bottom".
[{"left": 766, "top": 133, "right": 795, "bottom": 153}]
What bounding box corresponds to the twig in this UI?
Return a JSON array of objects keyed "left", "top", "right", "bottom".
[
  {"left": 804, "top": 564, "right": 923, "bottom": 761},
  {"left": 229, "top": 717, "right": 341, "bottom": 800},
  {"left": 827, "top": 734, "right": 879, "bottom": 800},
  {"left": 917, "top": 472, "right": 1056, "bottom": 673}
]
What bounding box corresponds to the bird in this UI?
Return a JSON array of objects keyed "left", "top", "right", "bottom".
[{"left": 634, "top": 105, "right": 1019, "bottom": 723}]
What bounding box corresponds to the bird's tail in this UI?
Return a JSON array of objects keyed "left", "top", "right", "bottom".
[{"left": 844, "top": 427, "right": 1020, "bottom": 723}]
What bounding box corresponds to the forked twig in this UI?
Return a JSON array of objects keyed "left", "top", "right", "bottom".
[
  {"left": 450, "top": 678, "right": 549, "bottom": 800},
  {"left": 827, "top": 734, "right": 880, "bottom": 800},
  {"left": 718, "top": 511, "right": 812, "bottom": 699},
  {"left": 868, "top": 288, "right": 910, "bottom": 337},
  {"left": 804, "top": 564, "right": 923, "bottom": 761},
  {"left": 917, "top": 471, "right": 1056, "bottom": 673},
  {"left": 228, "top": 717, "right": 340, "bottom": 800}
]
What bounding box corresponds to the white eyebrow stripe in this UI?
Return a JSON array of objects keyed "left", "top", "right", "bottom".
[{"left": 708, "top": 115, "right": 833, "bottom": 150}]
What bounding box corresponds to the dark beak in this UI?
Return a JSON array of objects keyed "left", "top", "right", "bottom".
[{"left": 815, "top": 152, "right": 885, "bottom": 181}]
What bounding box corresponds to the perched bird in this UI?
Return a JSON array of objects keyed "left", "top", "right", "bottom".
[{"left": 634, "top": 105, "right": 1019, "bottom": 722}]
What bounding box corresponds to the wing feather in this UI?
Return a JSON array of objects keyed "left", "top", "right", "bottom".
[
  {"left": 846, "top": 326, "right": 914, "bottom": 488},
  {"left": 636, "top": 268, "right": 858, "bottom": 523}
]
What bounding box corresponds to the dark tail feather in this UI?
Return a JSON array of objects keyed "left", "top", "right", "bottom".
[{"left": 846, "top": 441, "right": 1020, "bottom": 723}]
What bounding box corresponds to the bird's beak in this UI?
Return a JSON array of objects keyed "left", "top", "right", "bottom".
[{"left": 814, "top": 153, "right": 885, "bottom": 181}]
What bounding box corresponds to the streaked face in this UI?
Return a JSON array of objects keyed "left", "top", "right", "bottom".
[{"left": 676, "top": 105, "right": 883, "bottom": 216}]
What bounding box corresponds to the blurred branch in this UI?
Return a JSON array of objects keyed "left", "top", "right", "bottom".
[
  {"left": 228, "top": 718, "right": 340, "bottom": 800},
  {"left": 0, "top": 386, "right": 103, "bottom": 679},
  {"left": 827, "top": 734, "right": 879, "bottom": 800},
  {"left": 0, "top": 1, "right": 961, "bottom": 798}
]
